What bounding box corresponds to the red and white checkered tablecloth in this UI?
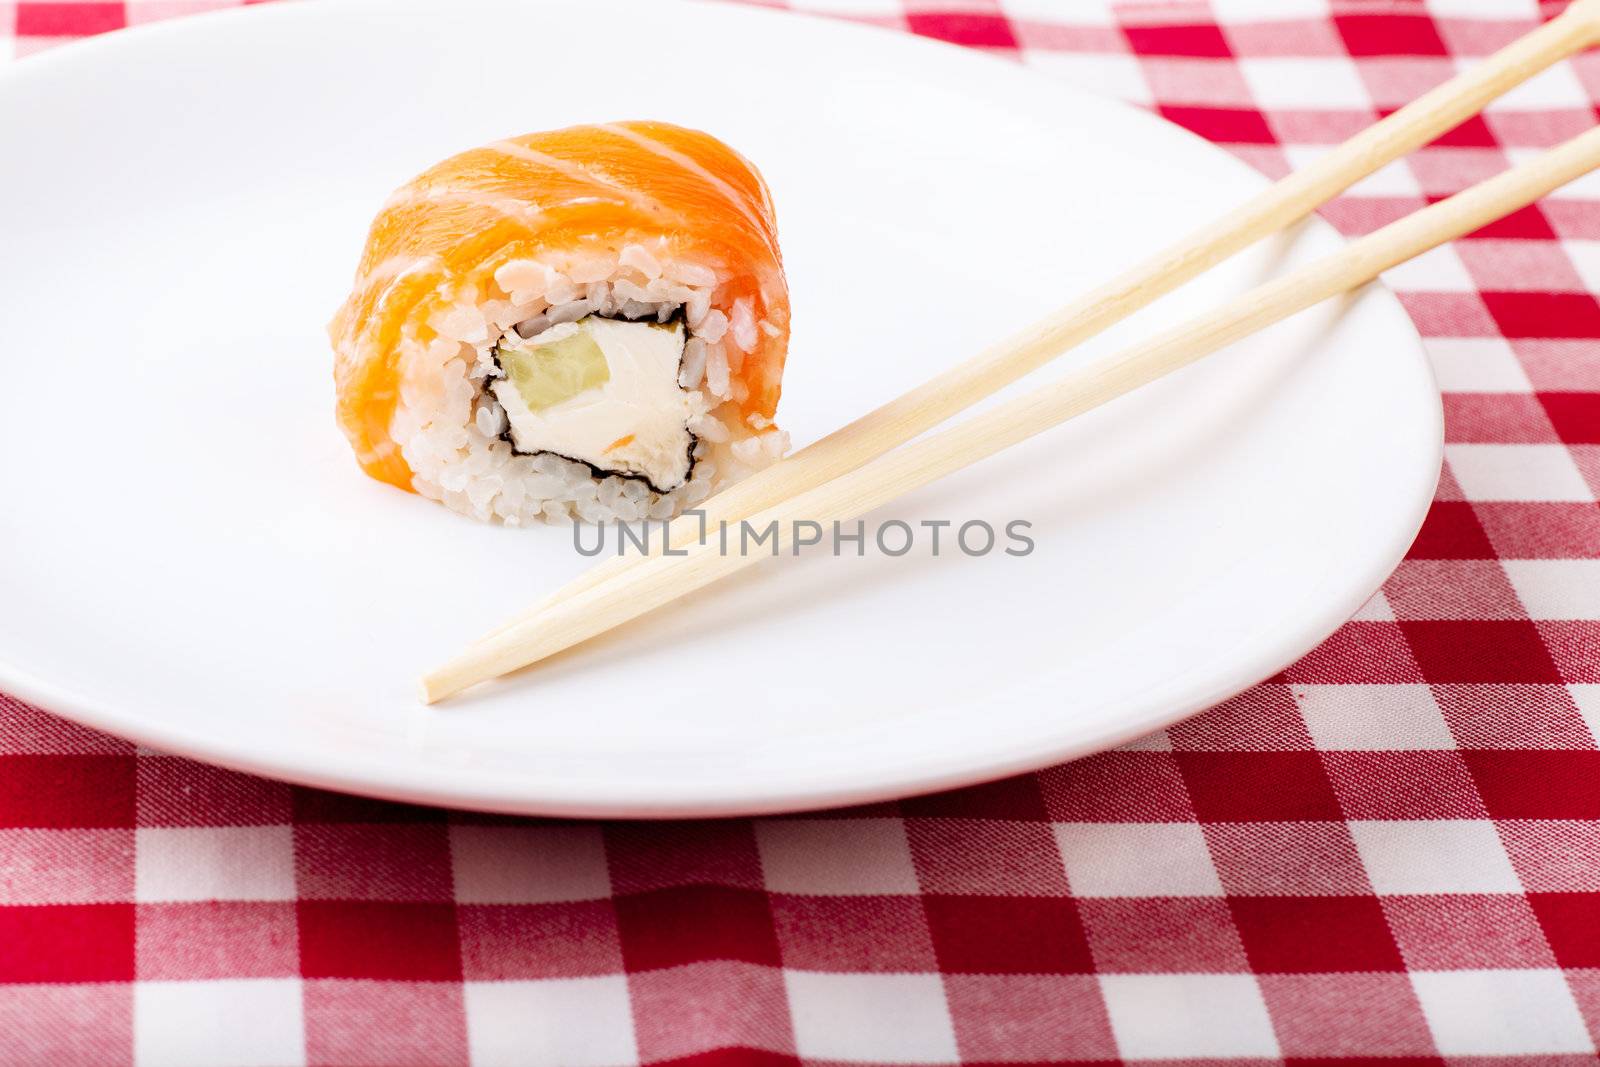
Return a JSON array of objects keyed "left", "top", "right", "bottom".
[{"left": 5, "top": 0, "right": 1600, "bottom": 1063}]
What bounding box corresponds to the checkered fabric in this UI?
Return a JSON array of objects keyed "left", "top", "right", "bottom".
[{"left": 4, "top": 0, "right": 1600, "bottom": 1063}]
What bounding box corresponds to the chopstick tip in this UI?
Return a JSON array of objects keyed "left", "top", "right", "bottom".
[{"left": 418, "top": 672, "right": 455, "bottom": 705}]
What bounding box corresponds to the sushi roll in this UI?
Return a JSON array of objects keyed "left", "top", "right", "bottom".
[{"left": 329, "top": 121, "right": 791, "bottom": 524}]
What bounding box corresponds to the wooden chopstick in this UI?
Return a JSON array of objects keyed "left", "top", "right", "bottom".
[
  {"left": 424, "top": 124, "right": 1600, "bottom": 702},
  {"left": 468, "top": 0, "right": 1600, "bottom": 649}
]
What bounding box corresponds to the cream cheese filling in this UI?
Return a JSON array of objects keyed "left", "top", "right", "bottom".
[{"left": 490, "top": 316, "right": 697, "bottom": 492}]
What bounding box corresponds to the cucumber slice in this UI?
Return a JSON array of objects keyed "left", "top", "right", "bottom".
[{"left": 498, "top": 324, "right": 610, "bottom": 413}]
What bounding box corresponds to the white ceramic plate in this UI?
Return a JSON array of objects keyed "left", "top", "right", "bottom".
[{"left": 0, "top": 0, "right": 1440, "bottom": 817}]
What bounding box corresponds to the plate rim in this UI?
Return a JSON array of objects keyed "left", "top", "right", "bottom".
[{"left": 0, "top": 0, "right": 1443, "bottom": 817}]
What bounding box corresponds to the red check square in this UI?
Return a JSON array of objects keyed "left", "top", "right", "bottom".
[
  {"left": 0, "top": 904, "right": 134, "bottom": 982},
  {"left": 1230, "top": 897, "right": 1405, "bottom": 973},
  {"left": 1178, "top": 752, "right": 1342, "bottom": 822},
  {"left": 1540, "top": 393, "right": 1600, "bottom": 445},
  {"left": 605, "top": 822, "right": 764, "bottom": 892},
  {"left": 1406, "top": 502, "right": 1497, "bottom": 559},
  {"left": 901, "top": 775, "right": 1047, "bottom": 820},
  {"left": 1483, "top": 292, "right": 1600, "bottom": 339},
  {"left": 297, "top": 901, "right": 462, "bottom": 981},
  {"left": 1157, "top": 106, "right": 1276, "bottom": 143},
  {"left": 904, "top": 13, "right": 1016, "bottom": 48},
  {"left": 0, "top": 755, "right": 134, "bottom": 828},
  {"left": 1527, "top": 892, "right": 1600, "bottom": 968},
  {"left": 1335, "top": 14, "right": 1449, "bottom": 56},
  {"left": 653, "top": 1053, "right": 796, "bottom": 1067},
  {"left": 1400, "top": 620, "right": 1562, "bottom": 683},
  {"left": 1465, "top": 750, "right": 1600, "bottom": 818},
  {"left": 1427, "top": 114, "right": 1501, "bottom": 148},
  {"left": 15, "top": 2, "right": 124, "bottom": 36},
  {"left": 290, "top": 787, "right": 447, "bottom": 824},
  {"left": 295, "top": 823, "right": 454, "bottom": 902},
  {"left": 137, "top": 757, "right": 291, "bottom": 827},
  {"left": 1124, "top": 23, "right": 1232, "bottom": 57},
  {"left": 922, "top": 895, "right": 1093, "bottom": 974},
  {"left": 1461, "top": 203, "right": 1557, "bottom": 240},
  {"left": 614, "top": 886, "right": 780, "bottom": 971}
]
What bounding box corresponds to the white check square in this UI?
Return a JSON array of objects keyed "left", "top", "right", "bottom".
[
  {"left": 135, "top": 826, "right": 295, "bottom": 903},
  {"left": 1116, "top": 729, "right": 1173, "bottom": 752},
  {"left": 1282, "top": 144, "right": 1423, "bottom": 200},
  {"left": 464, "top": 977, "right": 638, "bottom": 1067},
  {"left": 756, "top": 818, "right": 919, "bottom": 895},
  {"left": 1295, "top": 684, "right": 1455, "bottom": 751},
  {"left": 1486, "top": 61, "right": 1590, "bottom": 111},
  {"left": 1381, "top": 242, "right": 1475, "bottom": 291},
  {"left": 1099, "top": 974, "right": 1279, "bottom": 1058},
  {"left": 1349, "top": 591, "right": 1396, "bottom": 621},
  {"left": 1509, "top": 147, "right": 1600, "bottom": 200},
  {"left": 786, "top": 972, "right": 958, "bottom": 1063},
  {"left": 449, "top": 824, "right": 611, "bottom": 904},
  {"left": 1412, "top": 969, "right": 1595, "bottom": 1054},
  {"left": 1504, "top": 560, "right": 1600, "bottom": 620},
  {"left": 1426, "top": 0, "right": 1540, "bottom": 13},
  {"left": 999, "top": 0, "right": 1119, "bottom": 25},
  {"left": 1571, "top": 684, "right": 1600, "bottom": 745},
  {"left": 1209, "top": 0, "right": 1333, "bottom": 15},
  {"left": 135, "top": 979, "right": 304, "bottom": 1067},
  {"left": 1054, "top": 822, "right": 1223, "bottom": 897},
  {"left": 1561, "top": 239, "right": 1600, "bottom": 295},
  {"left": 1350, "top": 820, "right": 1521, "bottom": 894},
  {"left": 1239, "top": 58, "right": 1370, "bottom": 109},
  {"left": 1446, "top": 444, "right": 1594, "bottom": 503},
  {"left": 785, "top": 0, "right": 905, "bottom": 16},
  {"left": 1024, "top": 53, "right": 1152, "bottom": 106},
  {"left": 1423, "top": 338, "right": 1532, "bottom": 393}
]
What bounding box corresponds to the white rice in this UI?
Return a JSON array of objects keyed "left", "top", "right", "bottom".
[{"left": 390, "top": 243, "right": 789, "bottom": 525}]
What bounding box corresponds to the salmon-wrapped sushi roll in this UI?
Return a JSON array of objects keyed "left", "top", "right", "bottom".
[{"left": 330, "top": 121, "right": 791, "bottom": 524}]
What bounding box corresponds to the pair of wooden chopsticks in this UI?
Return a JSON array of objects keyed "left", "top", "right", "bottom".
[{"left": 423, "top": 0, "right": 1600, "bottom": 703}]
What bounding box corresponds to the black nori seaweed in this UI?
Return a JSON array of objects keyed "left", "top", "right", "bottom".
[{"left": 487, "top": 311, "right": 700, "bottom": 497}]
